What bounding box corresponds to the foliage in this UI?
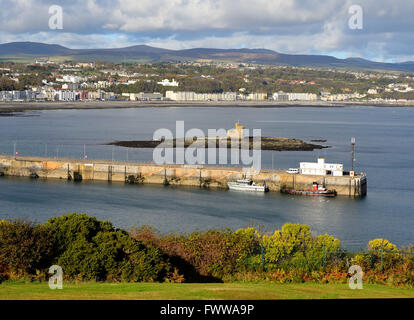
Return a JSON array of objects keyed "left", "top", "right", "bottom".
[
  {"left": 132, "top": 227, "right": 259, "bottom": 281},
  {"left": 352, "top": 238, "right": 401, "bottom": 271},
  {"left": 0, "top": 214, "right": 170, "bottom": 282},
  {"left": 1, "top": 215, "right": 413, "bottom": 287},
  {"left": 0, "top": 219, "right": 53, "bottom": 279},
  {"left": 57, "top": 229, "right": 169, "bottom": 281},
  {"left": 368, "top": 238, "right": 398, "bottom": 252},
  {"left": 43, "top": 213, "right": 114, "bottom": 256},
  {"left": 257, "top": 224, "right": 341, "bottom": 272}
]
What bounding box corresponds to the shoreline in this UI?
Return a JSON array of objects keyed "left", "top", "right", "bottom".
[{"left": 0, "top": 100, "right": 413, "bottom": 113}]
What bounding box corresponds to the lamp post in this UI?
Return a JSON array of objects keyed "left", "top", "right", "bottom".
[{"left": 351, "top": 137, "right": 356, "bottom": 173}]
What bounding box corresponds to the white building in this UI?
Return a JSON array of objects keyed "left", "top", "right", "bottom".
[
  {"left": 165, "top": 91, "right": 237, "bottom": 101},
  {"left": 247, "top": 93, "right": 267, "bottom": 101},
  {"left": 56, "top": 75, "right": 86, "bottom": 83},
  {"left": 0, "top": 91, "right": 13, "bottom": 101},
  {"left": 123, "top": 92, "right": 163, "bottom": 101},
  {"left": 56, "top": 90, "right": 78, "bottom": 101},
  {"left": 300, "top": 158, "right": 343, "bottom": 176},
  {"left": 96, "top": 81, "right": 111, "bottom": 89},
  {"left": 273, "top": 92, "right": 318, "bottom": 101},
  {"left": 157, "top": 79, "right": 179, "bottom": 87},
  {"left": 287, "top": 93, "right": 318, "bottom": 101},
  {"left": 62, "top": 83, "right": 80, "bottom": 90},
  {"left": 166, "top": 91, "right": 194, "bottom": 100},
  {"left": 272, "top": 92, "right": 289, "bottom": 101}
]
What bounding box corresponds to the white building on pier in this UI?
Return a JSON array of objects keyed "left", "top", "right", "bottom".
[{"left": 300, "top": 158, "right": 343, "bottom": 176}]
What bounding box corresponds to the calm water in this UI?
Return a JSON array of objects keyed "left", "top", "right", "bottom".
[{"left": 0, "top": 106, "right": 413, "bottom": 249}]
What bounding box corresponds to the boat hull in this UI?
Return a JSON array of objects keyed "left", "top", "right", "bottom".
[
  {"left": 281, "top": 189, "right": 337, "bottom": 197},
  {"left": 227, "top": 182, "right": 267, "bottom": 192}
]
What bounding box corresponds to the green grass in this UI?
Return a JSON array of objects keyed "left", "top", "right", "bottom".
[{"left": 1, "top": 281, "right": 414, "bottom": 300}]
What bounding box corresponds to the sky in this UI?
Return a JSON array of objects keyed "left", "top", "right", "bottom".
[{"left": 0, "top": 0, "right": 413, "bottom": 62}]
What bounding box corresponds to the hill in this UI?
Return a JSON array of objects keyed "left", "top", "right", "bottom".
[{"left": 1, "top": 41, "right": 414, "bottom": 72}]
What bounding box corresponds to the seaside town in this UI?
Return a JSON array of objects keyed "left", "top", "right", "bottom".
[
  {"left": 1, "top": 60, "right": 414, "bottom": 104},
  {"left": 2, "top": 0, "right": 414, "bottom": 305}
]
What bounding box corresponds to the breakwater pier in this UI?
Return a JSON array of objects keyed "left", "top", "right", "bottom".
[{"left": 0, "top": 155, "right": 367, "bottom": 197}]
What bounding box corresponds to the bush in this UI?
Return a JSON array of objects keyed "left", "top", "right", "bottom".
[
  {"left": 0, "top": 219, "right": 53, "bottom": 280},
  {"left": 0, "top": 214, "right": 171, "bottom": 282},
  {"left": 43, "top": 213, "right": 114, "bottom": 257},
  {"left": 46, "top": 214, "right": 170, "bottom": 281},
  {"left": 259, "top": 224, "right": 342, "bottom": 271},
  {"left": 132, "top": 227, "right": 259, "bottom": 281},
  {"left": 353, "top": 238, "right": 401, "bottom": 271},
  {"left": 261, "top": 223, "right": 312, "bottom": 265}
]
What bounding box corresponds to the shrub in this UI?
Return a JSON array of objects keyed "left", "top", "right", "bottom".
[
  {"left": 44, "top": 214, "right": 170, "bottom": 281},
  {"left": 133, "top": 227, "right": 259, "bottom": 281},
  {"left": 96, "top": 230, "right": 169, "bottom": 282},
  {"left": 57, "top": 229, "right": 169, "bottom": 281},
  {"left": 43, "top": 213, "right": 114, "bottom": 257},
  {"left": 257, "top": 224, "right": 342, "bottom": 272},
  {"left": 353, "top": 238, "right": 401, "bottom": 271},
  {"left": 0, "top": 219, "right": 53, "bottom": 279},
  {"left": 368, "top": 238, "right": 398, "bottom": 252},
  {"left": 1, "top": 214, "right": 171, "bottom": 282},
  {"left": 261, "top": 223, "right": 312, "bottom": 265},
  {"left": 303, "top": 234, "right": 342, "bottom": 270}
]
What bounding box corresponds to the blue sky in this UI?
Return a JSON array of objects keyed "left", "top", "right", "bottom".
[{"left": 0, "top": 0, "right": 413, "bottom": 62}]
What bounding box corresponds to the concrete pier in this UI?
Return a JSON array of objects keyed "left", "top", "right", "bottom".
[{"left": 0, "top": 155, "right": 367, "bottom": 197}]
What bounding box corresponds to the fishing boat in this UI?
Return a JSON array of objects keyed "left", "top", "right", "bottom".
[
  {"left": 227, "top": 178, "right": 268, "bottom": 192},
  {"left": 282, "top": 182, "right": 337, "bottom": 197}
]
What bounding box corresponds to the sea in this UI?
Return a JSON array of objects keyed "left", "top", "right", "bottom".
[{"left": 0, "top": 106, "right": 413, "bottom": 250}]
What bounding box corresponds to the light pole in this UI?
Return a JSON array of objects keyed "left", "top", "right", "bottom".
[{"left": 351, "top": 137, "right": 356, "bottom": 173}]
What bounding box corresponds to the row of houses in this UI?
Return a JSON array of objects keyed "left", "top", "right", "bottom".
[
  {"left": 0, "top": 90, "right": 42, "bottom": 102},
  {"left": 163, "top": 91, "right": 320, "bottom": 102},
  {"left": 4, "top": 89, "right": 399, "bottom": 103},
  {"left": 53, "top": 90, "right": 116, "bottom": 101},
  {"left": 272, "top": 92, "right": 318, "bottom": 101},
  {"left": 165, "top": 91, "right": 239, "bottom": 101},
  {"left": 320, "top": 93, "right": 366, "bottom": 101},
  {"left": 165, "top": 91, "right": 375, "bottom": 102},
  {"left": 122, "top": 92, "right": 164, "bottom": 101},
  {"left": 0, "top": 89, "right": 116, "bottom": 102}
]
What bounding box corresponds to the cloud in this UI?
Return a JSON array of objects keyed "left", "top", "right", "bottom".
[{"left": 0, "top": 0, "right": 412, "bottom": 62}]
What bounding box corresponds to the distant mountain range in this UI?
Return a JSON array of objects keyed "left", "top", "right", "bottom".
[{"left": 1, "top": 41, "right": 414, "bottom": 72}]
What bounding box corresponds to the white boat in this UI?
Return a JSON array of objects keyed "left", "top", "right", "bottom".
[{"left": 227, "top": 179, "right": 268, "bottom": 192}]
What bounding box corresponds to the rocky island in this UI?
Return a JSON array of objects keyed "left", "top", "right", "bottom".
[
  {"left": 107, "top": 136, "right": 327, "bottom": 151},
  {"left": 108, "top": 123, "right": 328, "bottom": 151}
]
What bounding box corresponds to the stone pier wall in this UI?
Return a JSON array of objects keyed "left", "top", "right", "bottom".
[{"left": 0, "top": 155, "right": 367, "bottom": 197}]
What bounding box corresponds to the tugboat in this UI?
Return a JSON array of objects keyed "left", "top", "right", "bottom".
[
  {"left": 227, "top": 178, "right": 268, "bottom": 192},
  {"left": 282, "top": 182, "right": 337, "bottom": 197}
]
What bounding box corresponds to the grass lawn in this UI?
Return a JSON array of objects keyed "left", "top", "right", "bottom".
[{"left": 1, "top": 281, "right": 414, "bottom": 300}]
